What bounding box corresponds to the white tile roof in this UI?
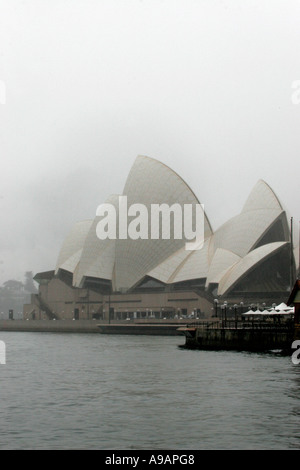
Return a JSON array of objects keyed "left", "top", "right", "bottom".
[{"left": 55, "top": 156, "right": 296, "bottom": 295}]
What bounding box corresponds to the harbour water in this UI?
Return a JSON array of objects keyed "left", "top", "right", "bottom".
[{"left": 0, "top": 331, "right": 299, "bottom": 450}]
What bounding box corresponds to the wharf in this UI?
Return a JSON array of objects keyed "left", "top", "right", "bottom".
[
  {"left": 97, "top": 322, "right": 185, "bottom": 335},
  {"left": 0, "top": 318, "right": 295, "bottom": 348},
  {"left": 0, "top": 319, "right": 101, "bottom": 333},
  {"left": 0, "top": 319, "right": 188, "bottom": 335},
  {"left": 178, "top": 320, "right": 295, "bottom": 351}
]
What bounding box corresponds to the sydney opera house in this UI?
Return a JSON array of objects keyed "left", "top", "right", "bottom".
[{"left": 24, "top": 156, "right": 298, "bottom": 321}]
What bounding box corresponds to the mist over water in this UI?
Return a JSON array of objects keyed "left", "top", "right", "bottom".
[
  {"left": 1, "top": 0, "right": 299, "bottom": 284},
  {"left": 0, "top": 332, "right": 299, "bottom": 450}
]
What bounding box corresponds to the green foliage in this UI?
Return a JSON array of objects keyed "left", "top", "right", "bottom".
[{"left": 0, "top": 272, "right": 38, "bottom": 318}]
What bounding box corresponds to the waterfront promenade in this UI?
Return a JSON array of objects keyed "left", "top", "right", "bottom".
[
  {"left": 0, "top": 318, "right": 190, "bottom": 334},
  {"left": 0, "top": 317, "right": 296, "bottom": 351}
]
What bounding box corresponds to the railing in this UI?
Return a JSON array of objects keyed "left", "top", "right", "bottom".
[
  {"left": 36, "top": 295, "right": 59, "bottom": 320},
  {"left": 188, "top": 319, "right": 294, "bottom": 331}
]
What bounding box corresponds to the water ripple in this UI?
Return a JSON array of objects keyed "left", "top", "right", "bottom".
[{"left": 0, "top": 332, "right": 298, "bottom": 449}]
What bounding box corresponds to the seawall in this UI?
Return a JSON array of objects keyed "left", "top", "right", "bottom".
[
  {"left": 97, "top": 323, "right": 184, "bottom": 335},
  {"left": 0, "top": 319, "right": 101, "bottom": 333},
  {"left": 0, "top": 319, "right": 188, "bottom": 335}
]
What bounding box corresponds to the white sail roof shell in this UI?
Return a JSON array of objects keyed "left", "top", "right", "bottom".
[
  {"left": 54, "top": 159, "right": 295, "bottom": 296},
  {"left": 146, "top": 246, "right": 191, "bottom": 284},
  {"left": 114, "top": 155, "right": 212, "bottom": 291},
  {"left": 212, "top": 209, "right": 285, "bottom": 257},
  {"left": 205, "top": 248, "right": 241, "bottom": 287},
  {"left": 242, "top": 179, "right": 283, "bottom": 212},
  {"left": 73, "top": 194, "right": 119, "bottom": 287},
  {"left": 218, "top": 241, "right": 289, "bottom": 295},
  {"left": 147, "top": 238, "right": 211, "bottom": 284},
  {"left": 58, "top": 249, "right": 83, "bottom": 274},
  {"left": 170, "top": 239, "right": 211, "bottom": 283},
  {"left": 212, "top": 179, "right": 287, "bottom": 257},
  {"left": 55, "top": 220, "right": 93, "bottom": 275}
]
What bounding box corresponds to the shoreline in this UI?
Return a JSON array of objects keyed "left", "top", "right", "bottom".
[{"left": 0, "top": 318, "right": 191, "bottom": 335}]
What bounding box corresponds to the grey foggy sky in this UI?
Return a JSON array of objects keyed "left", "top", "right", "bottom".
[{"left": 0, "top": 0, "right": 299, "bottom": 285}]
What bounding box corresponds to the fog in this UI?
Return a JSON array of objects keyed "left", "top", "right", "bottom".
[{"left": 0, "top": 0, "right": 299, "bottom": 285}]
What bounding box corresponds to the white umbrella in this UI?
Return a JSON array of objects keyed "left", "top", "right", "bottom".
[
  {"left": 275, "top": 302, "right": 290, "bottom": 311},
  {"left": 259, "top": 309, "right": 273, "bottom": 315},
  {"left": 243, "top": 310, "right": 257, "bottom": 315},
  {"left": 273, "top": 310, "right": 294, "bottom": 315},
  {"left": 243, "top": 310, "right": 267, "bottom": 316},
  {"left": 268, "top": 307, "right": 294, "bottom": 315}
]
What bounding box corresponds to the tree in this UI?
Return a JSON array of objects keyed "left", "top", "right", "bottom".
[
  {"left": 0, "top": 272, "right": 38, "bottom": 318},
  {"left": 24, "top": 271, "right": 38, "bottom": 294}
]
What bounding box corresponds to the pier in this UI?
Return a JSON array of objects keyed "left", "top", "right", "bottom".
[
  {"left": 178, "top": 281, "right": 300, "bottom": 352},
  {"left": 178, "top": 319, "right": 295, "bottom": 351},
  {"left": 97, "top": 321, "right": 185, "bottom": 335}
]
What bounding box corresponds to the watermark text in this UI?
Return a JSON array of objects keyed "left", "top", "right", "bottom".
[
  {"left": 96, "top": 196, "right": 205, "bottom": 251},
  {"left": 0, "top": 340, "right": 6, "bottom": 364},
  {"left": 291, "top": 340, "right": 300, "bottom": 364}
]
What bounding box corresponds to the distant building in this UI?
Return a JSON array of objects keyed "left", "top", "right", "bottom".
[
  {"left": 1, "top": 278, "right": 35, "bottom": 319},
  {"left": 24, "top": 156, "right": 298, "bottom": 320}
]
